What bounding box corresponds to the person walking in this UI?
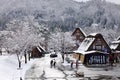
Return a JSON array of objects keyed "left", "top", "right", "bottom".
[
  {"left": 53, "top": 59, "right": 56, "bottom": 68},
  {"left": 109, "top": 54, "right": 114, "bottom": 66},
  {"left": 50, "top": 59, "right": 53, "bottom": 68},
  {"left": 71, "top": 61, "right": 73, "bottom": 69},
  {"left": 62, "top": 53, "right": 64, "bottom": 63},
  {"left": 76, "top": 60, "right": 78, "bottom": 69}
]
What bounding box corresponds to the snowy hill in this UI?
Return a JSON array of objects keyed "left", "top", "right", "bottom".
[{"left": 0, "top": 0, "right": 79, "bottom": 15}]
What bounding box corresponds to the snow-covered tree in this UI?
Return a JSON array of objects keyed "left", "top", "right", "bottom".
[
  {"left": 48, "top": 28, "right": 75, "bottom": 53},
  {"left": 3, "top": 16, "right": 47, "bottom": 68}
]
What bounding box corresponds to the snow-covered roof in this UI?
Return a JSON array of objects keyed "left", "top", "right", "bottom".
[
  {"left": 114, "top": 51, "right": 120, "bottom": 53},
  {"left": 38, "top": 44, "right": 45, "bottom": 51},
  {"left": 73, "top": 49, "right": 85, "bottom": 54},
  {"left": 37, "top": 47, "right": 42, "bottom": 52},
  {"left": 79, "top": 28, "right": 86, "bottom": 37},
  {"left": 111, "top": 40, "right": 120, "bottom": 50},
  {"left": 35, "top": 44, "right": 45, "bottom": 53},
  {"left": 91, "top": 23, "right": 99, "bottom": 27},
  {"left": 110, "top": 44, "right": 119, "bottom": 50},
  {"left": 72, "top": 27, "right": 86, "bottom": 37},
  {"left": 112, "top": 50, "right": 120, "bottom": 54},
  {"left": 88, "top": 33, "right": 102, "bottom": 38},
  {"left": 78, "top": 37, "right": 95, "bottom": 51},
  {"left": 89, "top": 33, "right": 98, "bottom": 36},
  {"left": 117, "top": 36, "right": 120, "bottom": 40},
  {"left": 112, "top": 40, "right": 120, "bottom": 44},
  {"left": 74, "top": 50, "right": 109, "bottom": 55}
]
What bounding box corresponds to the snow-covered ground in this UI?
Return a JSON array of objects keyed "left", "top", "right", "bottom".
[
  {"left": 0, "top": 54, "right": 35, "bottom": 80},
  {"left": 0, "top": 53, "right": 120, "bottom": 80},
  {"left": 24, "top": 53, "right": 120, "bottom": 80},
  {"left": 25, "top": 54, "right": 65, "bottom": 80}
]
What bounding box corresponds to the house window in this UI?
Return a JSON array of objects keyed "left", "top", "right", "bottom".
[
  {"left": 76, "top": 40, "right": 80, "bottom": 45},
  {"left": 76, "top": 32, "right": 80, "bottom": 36},
  {"left": 93, "top": 46, "right": 95, "bottom": 50},
  {"left": 96, "top": 39, "right": 101, "bottom": 45},
  {"left": 76, "top": 30, "right": 80, "bottom": 36},
  {"left": 80, "top": 35, "right": 83, "bottom": 39},
  {"left": 79, "top": 35, "right": 84, "bottom": 41},
  {"left": 95, "top": 39, "right": 102, "bottom": 51},
  {"left": 102, "top": 46, "right": 104, "bottom": 50},
  {"left": 95, "top": 45, "right": 102, "bottom": 50}
]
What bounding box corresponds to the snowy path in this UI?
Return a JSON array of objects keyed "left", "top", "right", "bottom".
[
  {"left": 24, "top": 54, "right": 65, "bottom": 80},
  {"left": 24, "top": 54, "right": 120, "bottom": 80}
]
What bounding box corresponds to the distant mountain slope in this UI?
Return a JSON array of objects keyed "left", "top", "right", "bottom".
[{"left": 0, "top": 0, "right": 120, "bottom": 31}]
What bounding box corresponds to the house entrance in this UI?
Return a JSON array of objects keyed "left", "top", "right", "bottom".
[{"left": 85, "top": 53, "right": 108, "bottom": 65}]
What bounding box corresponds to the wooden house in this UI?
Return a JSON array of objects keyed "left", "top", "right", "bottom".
[
  {"left": 71, "top": 28, "right": 86, "bottom": 49},
  {"left": 110, "top": 37, "right": 120, "bottom": 63},
  {"left": 73, "top": 33, "right": 111, "bottom": 65},
  {"left": 31, "top": 45, "right": 45, "bottom": 58}
]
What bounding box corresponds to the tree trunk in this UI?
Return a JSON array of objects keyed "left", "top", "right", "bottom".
[
  {"left": 17, "top": 53, "right": 22, "bottom": 68},
  {"left": 20, "top": 77, "right": 22, "bottom": 80},
  {"left": 24, "top": 54, "right": 27, "bottom": 64},
  {"left": 28, "top": 53, "right": 30, "bottom": 61},
  {"left": 19, "top": 61, "right": 21, "bottom": 68},
  {"left": 0, "top": 50, "right": 2, "bottom": 55}
]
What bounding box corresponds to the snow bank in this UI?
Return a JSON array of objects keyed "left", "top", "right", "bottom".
[{"left": 0, "top": 55, "right": 35, "bottom": 80}]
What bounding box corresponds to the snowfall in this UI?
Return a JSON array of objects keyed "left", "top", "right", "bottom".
[{"left": 0, "top": 51, "right": 120, "bottom": 80}]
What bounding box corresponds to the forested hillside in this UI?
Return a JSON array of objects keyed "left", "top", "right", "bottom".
[{"left": 0, "top": 0, "right": 120, "bottom": 31}]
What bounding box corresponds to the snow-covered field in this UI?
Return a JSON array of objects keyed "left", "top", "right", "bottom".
[{"left": 0, "top": 54, "right": 35, "bottom": 80}]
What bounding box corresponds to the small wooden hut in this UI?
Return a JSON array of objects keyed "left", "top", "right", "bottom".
[{"left": 31, "top": 45, "right": 45, "bottom": 58}]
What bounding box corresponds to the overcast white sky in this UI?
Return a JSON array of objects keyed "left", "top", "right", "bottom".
[
  {"left": 106, "top": 0, "right": 120, "bottom": 4},
  {"left": 74, "top": 0, "right": 120, "bottom": 4}
]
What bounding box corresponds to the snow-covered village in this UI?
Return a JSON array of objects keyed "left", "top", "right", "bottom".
[{"left": 0, "top": 0, "right": 120, "bottom": 80}]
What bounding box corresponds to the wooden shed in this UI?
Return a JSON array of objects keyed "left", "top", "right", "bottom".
[{"left": 31, "top": 45, "right": 45, "bottom": 58}]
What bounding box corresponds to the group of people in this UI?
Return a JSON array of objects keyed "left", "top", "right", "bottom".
[
  {"left": 71, "top": 60, "right": 79, "bottom": 69},
  {"left": 50, "top": 59, "right": 56, "bottom": 68},
  {"left": 50, "top": 53, "right": 79, "bottom": 69}
]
